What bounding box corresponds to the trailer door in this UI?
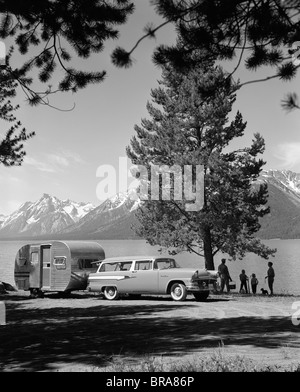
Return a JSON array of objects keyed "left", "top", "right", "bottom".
[
  {"left": 29, "top": 246, "right": 41, "bottom": 288},
  {"left": 41, "top": 245, "right": 51, "bottom": 289}
]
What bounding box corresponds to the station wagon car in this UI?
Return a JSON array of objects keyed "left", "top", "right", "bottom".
[{"left": 87, "top": 256, "right": 218, "bottom": 301}]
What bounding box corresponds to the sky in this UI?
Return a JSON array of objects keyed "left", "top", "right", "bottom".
[{"left": 1, "top": 1, "right": 300, "bottom": 216}]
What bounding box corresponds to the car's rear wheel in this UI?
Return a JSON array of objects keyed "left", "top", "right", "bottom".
[
  {"left": 194, "top": 291, "right": 209, "bottom": 301},
  {"left": 170, "top": 283, "right": 187, "bottom": 301},
  {"left": 104, "top": 286, "right": 119, "bottom": 300}
]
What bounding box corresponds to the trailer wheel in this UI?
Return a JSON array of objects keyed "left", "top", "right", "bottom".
[
  {"left": 59, "top": 290, "right": 71, "bottom": 298},
  {"left": 30, "top": 288, "right": 44, "bottom": 298},
  {"left": 170, "top": 283, "right": 187, "bottom": 301},
  {"left": 193, "top": 291, "right": 209, "bottom": 301},
  {"left": 104, "top": 286, "right": 119, "bottom": 300}
]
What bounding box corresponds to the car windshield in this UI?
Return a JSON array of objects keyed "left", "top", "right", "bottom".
[{"left": 155, "top": 259, "right": 180, "bottom": 269}]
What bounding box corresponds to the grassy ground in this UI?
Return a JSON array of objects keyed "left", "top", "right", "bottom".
[
  {"left": 100, "top": 349, "right": 300, "bottom": 372},
  {"left": 0, "top": 291, "right": 300, "bottom": 372}
]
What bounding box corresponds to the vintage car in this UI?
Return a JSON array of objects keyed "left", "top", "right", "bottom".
[{"left": 87, "top": 256, "right": 218, "bottom": 301}]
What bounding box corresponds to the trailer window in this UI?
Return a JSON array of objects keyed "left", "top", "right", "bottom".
[
  {"left": 54, "top": 257, "right": 67, "bottom": 270},
  {"left": 30, "top": 252, "right": 39, "bottom": 265}
]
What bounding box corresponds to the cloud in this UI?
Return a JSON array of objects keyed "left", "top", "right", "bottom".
[
  {"left": 47, "top": 154, "right": 69, "bottom": 167},
  {"left": 58, "top": 149, "right": 86, "bottom": 165},
  {"left": 274, "top": 142, "right": 300, "bottom": 169},
  {"left": 23, "top": 149, "right": 85, "bottom": 173},
  {"left": 23, "top": 156, "right": 56, "bottom": 173}
]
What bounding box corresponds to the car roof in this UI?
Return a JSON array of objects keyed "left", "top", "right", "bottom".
[{"left": 101, "top": 256, "right": 175, "bottom": 263}]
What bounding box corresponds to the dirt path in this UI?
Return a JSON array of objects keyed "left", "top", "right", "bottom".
[{"left": 0, "top": 292, "right": 299, "bottom": 372}]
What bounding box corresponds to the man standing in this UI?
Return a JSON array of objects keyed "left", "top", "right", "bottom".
[
  {"left": 218, "top": 258, "right": 232, "bottom": 293},
  {"left": 265, "top": 261, "right": 275, "bottom": 295}
]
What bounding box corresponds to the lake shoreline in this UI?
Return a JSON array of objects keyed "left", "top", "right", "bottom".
[{"left": 2, "top": 238, "right": 300, "bottom": 295}]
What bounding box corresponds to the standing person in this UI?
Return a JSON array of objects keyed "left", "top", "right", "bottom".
[
  {"left": 239, "top": 269, "right": 249, "bottom": 293},
  {"left": 251, "top": 273, "right": 259, "bottom": 294},
  {"left": 218, "top": 258, "right": 232, "bottom": 293},
  {"left": 265, "top": 261, "right": 275, "bottom": 295}
]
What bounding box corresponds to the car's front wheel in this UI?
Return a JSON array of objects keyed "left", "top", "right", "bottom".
[
  {"left": 170, "top": 283, "right": 187, "bottom": 301},
  {"left": 104, "top": 286, "right": 119, "bottom": 300},
  {"left": 193, "top": 291, "right": 209, "bottom": 301}
]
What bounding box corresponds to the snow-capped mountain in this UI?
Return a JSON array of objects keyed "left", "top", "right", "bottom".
[
  {"left": 0, "top": 190, "right": 140, "bottom": 239},
  {"left": 259, "top": 170, "right": 300, "bottom": 203},
  {"left": 257, "top": 169, "right": 300, "bottom": 238},
  {"left": 0, "top": 214, "right": 6, "bottom": 226},
  {"left": 0, "top": 193, "right": 95, "bottom": 238},
  {"left": 60, "top": 189, "right": 140, "bottom": 239},
  {"left": 3, "top": 170, "right": 300, "bottom": 240}
]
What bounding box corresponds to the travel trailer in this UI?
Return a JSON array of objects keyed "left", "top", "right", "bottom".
[{"left": 14, "top": 240, "right": 105, "bottom": 297}]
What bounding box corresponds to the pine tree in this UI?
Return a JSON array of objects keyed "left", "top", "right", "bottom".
[
  {"left": 127, "top": 61, "right": 276, "bottom": 270},
  {"left": 0, "top": 74, "right": 34, "bottom": 166}
]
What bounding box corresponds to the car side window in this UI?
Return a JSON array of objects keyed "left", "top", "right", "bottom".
[
  {"left": 135, "top": 260, "right": 152, "bottom": 270},
  {"left": 156, "top": 259, "right": 176, "bottom": 269},
  {"left": 115, "top": 262, "right": 132, "bottom": 271}
]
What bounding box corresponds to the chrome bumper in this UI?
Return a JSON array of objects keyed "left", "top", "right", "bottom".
[{"left": 186, "top": 281, "right": 216, "bottom": 292}]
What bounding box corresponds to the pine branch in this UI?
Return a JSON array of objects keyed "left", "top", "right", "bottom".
[
  {"left": 281, "top": 92, "right": 300, "bottom": 111},
  {"left": 111, "top": 0, "right": 206, "bottom": 68},
  {"left": 0, "top": 0, "right": 135, "bottom": 103}
]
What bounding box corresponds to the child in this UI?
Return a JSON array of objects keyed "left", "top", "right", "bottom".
[
  {"left": 251, "top": 273, "right": 259, "bottom": 294},
  {"left": 239, "top": 269, "right": 249, "bottom": 293}
]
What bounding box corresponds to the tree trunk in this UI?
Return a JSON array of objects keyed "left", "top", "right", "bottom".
[{"left": 202, "top": 227, "right": 215, "bottom": 270}]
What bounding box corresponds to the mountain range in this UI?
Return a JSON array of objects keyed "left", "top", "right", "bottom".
[
  {"left": 256, "top": 170, "right": 300, "bottom": 239},
  {"left": 1, "top": 169, "right": 300, "bottom": 240},
  {"left": 0, "top": 190, "right": 139, "bottom": 240}
]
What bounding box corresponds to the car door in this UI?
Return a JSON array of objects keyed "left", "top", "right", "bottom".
[
  {"left": 112, "top": 261, "right": 135, "bottom": 292},
  {"left": 93, "top": 261, "right": 133, "bottom": 293},
  {"left": 130, "top": 259, "right": 159, "bottom": 293}
]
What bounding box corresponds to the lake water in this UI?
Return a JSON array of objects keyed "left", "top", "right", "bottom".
[{"left": 0, "top": 239, "right": 299, "bottom": 295}]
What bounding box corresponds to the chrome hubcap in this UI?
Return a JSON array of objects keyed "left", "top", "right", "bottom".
[
  {"left": 174, "top": 287, "right": 182, "bottom": 297},
  {"left": 108, "top": 288, "right": 115, "bottom": 296}
]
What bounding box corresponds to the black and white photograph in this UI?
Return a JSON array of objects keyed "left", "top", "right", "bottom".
[{"left": 1, "top": 0, "right": 300, "bottom": 375}]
